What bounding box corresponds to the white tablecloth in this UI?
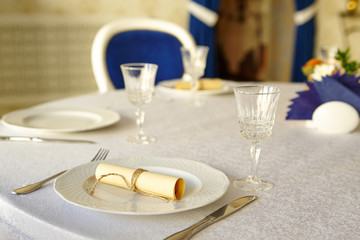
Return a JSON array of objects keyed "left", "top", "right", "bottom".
[{"left": 1, "top": 82, "right": 359, "bottom": 240}]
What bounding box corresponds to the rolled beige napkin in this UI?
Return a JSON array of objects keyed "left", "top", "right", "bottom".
[
  {"left": 93, "top": 163, "right": 185, "bottom": 201},
  {"left": 175, "top": 78, "right": 223, "bottom": 90}
]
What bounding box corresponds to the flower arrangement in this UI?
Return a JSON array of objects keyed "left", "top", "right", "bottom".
[{"left": 286, "top": 48, "right": 360, "bottom": 120}]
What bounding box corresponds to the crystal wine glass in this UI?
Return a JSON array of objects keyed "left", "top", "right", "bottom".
[
  {"left": 180, "top": 46, "right": 209, "bottom": 106},
  {"left": 233, "top": 86, "right": 280, "bottom": 191},
  {"left": 319, "top": 46, "right": 338, "bottom": 64},
  {"left": 121, "top": 63, "right": 158, "bottom": 144}
]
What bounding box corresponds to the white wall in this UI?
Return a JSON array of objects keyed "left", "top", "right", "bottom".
[
  {"left": 0, "top": 0, "right": 188, "bottom": 27},
  {"left": 0, "top": 1, "right": 188, "bottom": 114},
  {"left": 316, "top": 0, "right": 360, "bottom": 59}
]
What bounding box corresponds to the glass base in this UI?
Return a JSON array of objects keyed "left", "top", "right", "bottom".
[
  {"left": 127, "top": 134, "right": 156, "bottom": 145},
  {"left": 233, "top": 177, "right": 273, "bottom": 191},
  {"left": 194, "top": 98, "right": 205, "bottom": 107},
  {"left": 186, "top": 97, "right": 205, "bottom": 107}
]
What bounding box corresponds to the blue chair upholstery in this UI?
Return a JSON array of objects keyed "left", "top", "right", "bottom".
[
  {"left": 106, "top": 31, "right": 184, "bottom": 89},
  {"left": 91, "top": 18, "right": 196, "bottom": 93}
]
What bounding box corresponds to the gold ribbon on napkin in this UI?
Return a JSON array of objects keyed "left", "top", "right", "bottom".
[
  {"left": 175, "top": 78, "right": 223, "bottom": 90},
  {"left": 91, "top": 163, "right": 185, "bottom": 202}
]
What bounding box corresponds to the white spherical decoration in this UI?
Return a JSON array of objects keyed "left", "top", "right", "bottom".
[{"left": 312, "top": 101, "right": 359, "bottom": 134}]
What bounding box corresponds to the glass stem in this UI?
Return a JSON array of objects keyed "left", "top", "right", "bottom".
[
  {"left": 135, "top": 107, "right": 145, "bottom": 136},
  {"left": 249, "top": 143, "right": 261, "bottom": 181},
  {"left": 191, "top": 77, "right": 201, "bottom": 106}
]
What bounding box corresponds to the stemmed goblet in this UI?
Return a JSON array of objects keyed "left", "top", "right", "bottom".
[
  {"left": 233, "top": 86, "right": 280, "bottom": 191},
  {"left": 121, "top": 63, "right": 158, "bottom": 144},
  {"left": 319, "top": 46, "right": 338, "bottom": 64},
  {"left": 180, "top": 46, "right": 209, "bottom": 106}
]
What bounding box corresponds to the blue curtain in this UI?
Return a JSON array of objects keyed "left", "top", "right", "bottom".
[
  {"left": 292, "top": 0, "right": 316, "bottom": 82},
  {"left": 189, "top": 0, "right": 221, "bottom": 78}
]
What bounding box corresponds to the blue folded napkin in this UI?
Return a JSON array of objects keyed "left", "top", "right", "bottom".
[{"left": 286, "top": 72, "right": 360, "bottom": 120}]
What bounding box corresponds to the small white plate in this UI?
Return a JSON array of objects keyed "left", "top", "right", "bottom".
[
  {"left": 156, "top": 79, "right": 232, "bottom": 97},
  {"left": 1, "top": 107, "right": 120, "bottom": 132},
  {"left": 54, "top": 157, "right": 229, "bottom": 215}
]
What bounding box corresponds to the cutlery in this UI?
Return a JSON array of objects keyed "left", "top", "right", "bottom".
[
  {"left": 12, "top": 148, "right": 109, "bottom": 195},
  {"left": 0, "top": 136, "right": 95, "bottom": 144},
  {"left": 164, "top": 195, "right": 258, "bottom": 240}
]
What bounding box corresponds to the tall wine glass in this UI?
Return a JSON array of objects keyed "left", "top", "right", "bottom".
[
  {"left": 233, "top": 86, "right": 280, "bottom": 191},
  {"left": 180, "top": 46, "right": 209, "bottom": 106},
  {"left": 121, "top": 63, "right": 158, "bottom": 144}
]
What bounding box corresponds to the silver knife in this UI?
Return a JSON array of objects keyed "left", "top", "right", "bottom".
[
  {"left": 0, "top": 136, "right": 95, "bottom": 144},
  {"left": 164, "top": 195, "right": 258, "bottom": 240}
]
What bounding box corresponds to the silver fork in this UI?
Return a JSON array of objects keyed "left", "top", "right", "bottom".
[{"left": 12, "top": 148, "right": 110, "bottom": 195}]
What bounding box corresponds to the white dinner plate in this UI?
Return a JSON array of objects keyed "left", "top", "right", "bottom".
[
  {"left": 1, "top": 107, "right": 120, "bottom": 132},
  {"left": 54, "top": 157, "right": 230, "bottom": 215},
  {"left": 156, "top": 79, "right": 233, "bottom": 97}
]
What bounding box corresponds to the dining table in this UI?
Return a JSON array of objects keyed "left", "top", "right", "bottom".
[{"left": 0, "top": 81, "right": 359, "bottom": 240}]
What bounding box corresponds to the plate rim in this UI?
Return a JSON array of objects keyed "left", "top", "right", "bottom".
[
  {"left": 54, "top": 156, "right": 230, "bottom": 215},
  {"left": 1, "top": 106, "right": 120, "bottom": 132},
  {"left": 156, "top": 79, "right": 232, "bottom": 96}
]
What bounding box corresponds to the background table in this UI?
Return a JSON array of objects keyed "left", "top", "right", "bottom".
[{"left": 1, "top": 82, "right": 359, "bottom": 240}]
